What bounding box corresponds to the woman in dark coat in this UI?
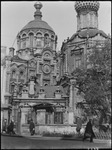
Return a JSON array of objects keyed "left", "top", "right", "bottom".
[
  {"left": 2, "top": 119, "right": 7, "bottom": 133},
  {"left": 7, "top": 120, "right": 15, "bottom": 134},
  {"left": 29, "top": 119, "right": 35, "bottom": 136},
  {"left": 83, "top": 119, "right": 95, "bottom": 142}
]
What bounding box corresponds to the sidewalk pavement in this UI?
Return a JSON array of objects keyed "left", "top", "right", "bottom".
[{"left": 21, "top": 133, "right": 111, "bottom": 144}]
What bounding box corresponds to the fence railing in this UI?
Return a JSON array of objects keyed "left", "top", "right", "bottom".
[{"left": 94, "top": 130, "right": 111, "bottom": 139}]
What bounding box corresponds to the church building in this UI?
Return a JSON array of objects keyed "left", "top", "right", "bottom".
[
  {"left": 59, "top": 1, "right": 110, "bottom": 122},
  {"left": 1, "top": 1, "right": 110, "bottom": 134},
  {"left": 1, "top": 2, "right": 69, "bottom": 134}
]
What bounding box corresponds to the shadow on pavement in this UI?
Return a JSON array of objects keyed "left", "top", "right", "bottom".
[{"left": 1, "top": 133, "right": 23, "bottom": 138}]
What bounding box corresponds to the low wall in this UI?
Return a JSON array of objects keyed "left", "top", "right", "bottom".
[
  {"left": 35, "top": 124, "right": 77, "bottom": 135},
  {"left": 21, "top": 124, "right": 86, "bottom": 135},
  {"left": 20, "top": 124, "right": 111, "bottom": 139}
]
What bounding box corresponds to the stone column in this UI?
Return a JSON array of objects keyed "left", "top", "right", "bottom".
[
  {"left": 1, "top": 65, "right": 3, "bottom": 101},
  {"left": 69, "top": 79, "right": 75, "bottom": 109},
  {"left": 65, "top": 53, "right": 68, "bottom": 73},
  {"left": 51, "top": 112, "right": 54, "bottom": 124},
  {"left": 2, "top": 65, "right": 7, "bottom": 104},
  {"left": 20, "top": 107, "right": 30, "bottom": 124},
  {"left": 36, "top": 109, "right": 46, "bottom": 124},
  {"left": 36, "top": 60, "right": 39, "bottom": 74},
  {"left": 5, "top": 71, "right": 11, "bottom": 93},
  {"left": 68, "top": 79, "right": 76, "bottom": 124},
  {"left": 21, "top": 111, "right": 26, "bottom": 124},
  {"left": 68, "top": 109, "right": 74, "bottom": 124},
  {"left": 63, "top": 110, "right": 68, "bottom": 124},
  {"left": 20, "top": 107, "right": 30, "bottom": 134}
]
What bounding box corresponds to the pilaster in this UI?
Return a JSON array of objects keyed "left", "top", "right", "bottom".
[{"left": 36, "top": 109, "right": 45, "bottom": 124}]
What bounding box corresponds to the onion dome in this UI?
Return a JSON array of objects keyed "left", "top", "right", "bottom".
[
  {"left": 75, "top": 1, "right": 100, "bottom": 13},
  {"left": 20, "top": 1, "right": 54, "bottom": 33}
]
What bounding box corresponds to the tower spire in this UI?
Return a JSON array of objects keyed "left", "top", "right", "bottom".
[{"left": 34, "top": 1, "right": 43, "bottom": 20}]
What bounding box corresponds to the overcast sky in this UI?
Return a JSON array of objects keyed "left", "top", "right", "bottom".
[{"left": 1, "top": 1, "right": 111, "bottom": 53}]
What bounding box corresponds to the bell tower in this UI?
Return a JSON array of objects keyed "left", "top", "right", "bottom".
[{"left": 74, "top": 1, "right": 100, "bottom": 31}]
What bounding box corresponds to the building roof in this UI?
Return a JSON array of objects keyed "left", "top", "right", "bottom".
[
  {"left": 21, "top": 19, "right": 54, "bottom": 33},
  {"left": 69, "top": 28, "right": 108, "bottom": 41},
  {"left": 35, "top": 85, "right": 67, "bottom": 98},
  {"left": 11, "top": 55, "right": 27, "bottom": 62}
]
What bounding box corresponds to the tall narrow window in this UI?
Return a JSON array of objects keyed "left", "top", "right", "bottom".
[
  {"left": 22, "top": 40, "right": 26, "bottom": 49},
  {"left": 19, "top": 85, "right": 23, "bottom": 94},
  {"left": 10, "top": 84, "right": 15, "bottom": 93},
  {"left": 12, "top": 70, "right": 16, "bottom": 78},
  {"left": 44, "top": 33, "right": 50, "bottom": 46},
  {"left": 29, "top": 33, "right": 34, "bottom": 47},
  {"left": 36, "top": 33, "right": 42, "bottom": 47},
  {"left": 19, "top": 70, "right": 24, "bottom": 79},
  {"left": 75, "top": 55, "right": 81, "bottom": 68}
]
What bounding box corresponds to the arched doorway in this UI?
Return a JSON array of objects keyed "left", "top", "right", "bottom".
[{"left": 33, "top": 103, "right": 55, "bottom": 124}]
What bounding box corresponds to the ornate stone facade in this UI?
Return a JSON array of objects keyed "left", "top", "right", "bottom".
[
  {"left": 1, "top": 1, "right": 110, "bottom": 133},
  {"left": 59, "top": 1, "right": 110, "bottom": 123},
  {"left": 1, "top": 1, "right": 68, "bottom": 134}
]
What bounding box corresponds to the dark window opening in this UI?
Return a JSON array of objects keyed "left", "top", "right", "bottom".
[{"left": 54, "top": 112, "right": 63, "bottom": 124}]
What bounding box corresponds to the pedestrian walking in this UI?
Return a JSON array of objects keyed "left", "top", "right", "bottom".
[
  {"left": 76, "top": 117, "right": 82, "bottom": 135},
  {"left": 2, "top": 119, "right": 7, "bottom": 133},
  {"left": 83, "top": 118, "right": 95, "bottom": 142},
  {"left": 29, "top": 119, "right": 35, "bottom": 136},
  {"left": 7, "top": 120, "right": 15, "bottom": 135}
]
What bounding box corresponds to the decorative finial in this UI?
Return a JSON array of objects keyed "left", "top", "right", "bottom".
[{"left": 34, "top": 1, "right": 43, "bottom": 20}]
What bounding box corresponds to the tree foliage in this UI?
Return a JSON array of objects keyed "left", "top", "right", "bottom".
[{"left": 72, "top": 39, "right": 111, "bottom": 124}]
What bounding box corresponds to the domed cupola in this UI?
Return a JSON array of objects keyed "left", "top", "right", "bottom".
[
  {"left": 16, "top": 1, "right": 57, "bottom": 60},
  {"left": 21, "top": 1, "right": 54, "bottom": 32},
  {"left": 75, "top": 1, "right": 100, "bottom": 13},
  {"left": 74, "top": 1, "right": 100, "bottom": 31},
  {"left": 68, "top": 1, "right": 108, "bottom": 44}
]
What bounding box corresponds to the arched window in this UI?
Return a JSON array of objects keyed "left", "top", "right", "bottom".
[
  {"left": 17, "top": 35, "right": 21, "bottom": 50},
  {"left": 44, "top": 33, "right": 50, "bottom": 46},
  {"left": 51, "top": 35, "right": 54, "bottom": 39},
  {"left": 22, "top": 33, "right": 26, "bottom": 37},
  {"left": 36, "top": 33, "right": 42, "bottom": 47},
  {"left": 19, "top": 84, "right": 23, "bottom": 94},
  {"left": 19, "top": 70, "right": 24, "bottom": 79},
  {"left": 22, "top": 40, "right": 26, "bottom": 49},
  {"left": 44, "top": 33, "right": 49, "bottom": 39},
  {"left": 10, "top": 84, "right": 15, "bottom": 93},
  {"left": 12, "top": 70, "right": 16, "bottom": 78},
  {"left": 29, "top": 33, "right": 34, "bottom": 47},
  {"left": 36, "top": 33, "right": 42, "bottom": 38}
]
